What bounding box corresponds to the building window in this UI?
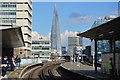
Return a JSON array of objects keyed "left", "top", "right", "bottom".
[
  {"left": 45, "top": 42, "right": 49, "bottom": 44},
  {"left": 32, "top": 41, "right": 39, "bottom": 44},
  {"left": 42, "top": 48, "right": 49, "bottom": 50},
  {"left": 0, "top": 4, "right": 16, "bottom": 7},
  {"left": 42, "top": 53, "right": 44, "bottom": 55},
  {"left": 0, "top": 12, "right": 16, "bottom": 15},
  {"left": 0, "top": 20, "right": 16, "bottom": 23}
]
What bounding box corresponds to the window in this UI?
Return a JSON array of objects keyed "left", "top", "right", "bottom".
[
  {"left": 42, "top": 47, "right": 49, "bottom": 50},
  {"left": 0, "top": 12, "right": 16, "bottom": 15},
  {"left": 0, "top": 4, "right": 16, "bottom": 7},
  {"left": 32, "top": 41, "right": 39, "bottom": 44},
  {"left": 45, "top": 42, "right": 49, "bottom": 44},
  {"left": 8, "top": 5, "right": 16, "bottom": 7},
  {"left": 32, "top": 46, "right": 42, "bottom": 50},
  {"left": 0, "top": 20, "right": 16, "bottom": 23}
]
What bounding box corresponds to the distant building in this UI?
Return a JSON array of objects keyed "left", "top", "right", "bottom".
[
  {"left": 32, "top": 36, "right": 51, "bottom": 58},
  {"left": 61, "top": 46, "right": 67, "bottom": 54},
  {"left": 85, "top": 46, "right": 91, "bottom": 60},
  {"left": 91, "top": 16, "right": 116, "bottom": 56},
  {"left": 68, "top": 36, "right": 83, "bottom": 55},
  {"left": 51, "top": 4, "right": 61, "bottom": 56}
]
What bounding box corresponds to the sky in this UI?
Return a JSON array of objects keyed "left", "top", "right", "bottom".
[
  {"left": 32, "top": 0, "right": 120, "bottom": 2},
  {"left": 32, "top": 2, "right": 118, "bottom": 47}
]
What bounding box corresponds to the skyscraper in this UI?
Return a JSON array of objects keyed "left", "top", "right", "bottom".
[
  {"left": 51, "top": 4, "right": 61, "bottom": 56},
  {"left": 0, "top": 0, "right": 32, "bottom": 58}
]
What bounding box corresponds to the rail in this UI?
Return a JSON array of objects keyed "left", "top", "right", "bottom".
[{"left": 19, "top": 63, "right": 43, "bottom": 78}]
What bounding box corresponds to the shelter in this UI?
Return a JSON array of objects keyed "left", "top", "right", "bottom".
[
  {"left": 77, "top": 17, "right": 120, "bottom": 76},
  {"left": 0, "top": 25, "right": 24, "bottom": 58}
]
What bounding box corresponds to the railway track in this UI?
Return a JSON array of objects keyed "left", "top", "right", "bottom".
[
  {"left": 19, "top": 63, "right": 43, "bottom": 79},
  {"left": 20, "top": 62, "right": 96, "bottom": 80},
  {"left": 40, "top": 63, "right": 65, "bottom": 80},
  {"left": 20, "top": 62, "right": 64, "bottom": 80}
]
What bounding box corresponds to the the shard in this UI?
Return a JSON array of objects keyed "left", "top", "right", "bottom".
[{"left": 51, "top": 4, "right": 61, "bottom": 56}]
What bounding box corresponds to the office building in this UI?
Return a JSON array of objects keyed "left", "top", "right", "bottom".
[
  {"left": 32, "top": 36, "right": 51, "bottom": 58},
  {"left": 61, "top": 46, "right": 67, "bottom": 54},
  {"left": 68, "top": 36, "right": 83, "bottom": 55},
  {"left": 0, "top": 0, "right": 32, "bottom": 58},
  {"left": 85, "top": 46, "right": 91, "bottom": 58},
  {"left": 51, "top": 4, "right": 61, "bottom": 56}
]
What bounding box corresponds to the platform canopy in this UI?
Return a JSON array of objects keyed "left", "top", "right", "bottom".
[
  {"left": 77, "top": 17, "right": 120, "bottom": 40},
  {"left": 0, "top": 26, "right": 25, "bottom": 48}
]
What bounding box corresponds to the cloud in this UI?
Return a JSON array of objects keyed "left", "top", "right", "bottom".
[
  {"left": 60, "top": 30, "right": 91, "bottom": 49},
  {"left": 32, "top": 32, "right": 50, "bottom": 41},
  {"left": 68, "top": 13, "right": 92, "bottom": 24},
  {"left": 32, "top": 32, "right": 40, "bottom": 40},
  {"left": 48, "top": 30, "right": 78, "bottom": 47},
  {"left": 60, "top": 30, "right": 79, "bottom": 47},
  {"left": 69, "top": 13, "right": 81, "bottom": 18}
]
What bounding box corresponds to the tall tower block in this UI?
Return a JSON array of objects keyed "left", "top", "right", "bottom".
[{"left": 51, "top": 4, "right": 61, "bottom": 56}]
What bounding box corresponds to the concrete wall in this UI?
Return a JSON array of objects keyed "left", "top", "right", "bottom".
[{"left": 101, "top": 53, "right": 120, "bottom": 75}]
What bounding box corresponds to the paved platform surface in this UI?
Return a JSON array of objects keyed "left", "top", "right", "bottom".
[
  {"left": 7, "top": 64, "right": 32, "bottom": 78},
  {"left": 62, "top": 62, "right": 112, "bottom": 80}
]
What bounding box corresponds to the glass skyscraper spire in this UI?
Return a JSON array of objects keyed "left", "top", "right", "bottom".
[{"left": 51, "top": 4, "right": 61, "bottom": 56}]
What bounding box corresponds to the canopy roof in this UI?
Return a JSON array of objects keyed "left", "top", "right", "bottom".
[
  {"left": 77, "top": 17, "right": 120, "bottom": 40},
  {"left": 0, "top": 26, "right": 25, "bottom": 48}
]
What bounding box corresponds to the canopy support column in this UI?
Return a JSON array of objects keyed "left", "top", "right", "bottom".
[
  {"left": 112, "top": 38, "right": 116, "bottom": 76},
  {"left": 95, "top": 39, "right": 97, "bottom": 72}
]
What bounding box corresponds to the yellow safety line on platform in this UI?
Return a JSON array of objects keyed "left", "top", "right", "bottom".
[
  {"left": 8, "top": 71, "right": 14, "bottom": 78},
  {"left": 8, "top": 68, "right": 19, "bottom": 78}
]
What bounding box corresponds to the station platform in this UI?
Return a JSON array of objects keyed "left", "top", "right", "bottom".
[
  {"left": 7, "top": 64, "right": 32, "bottom": 78},
  {"left": 61, "top": 62, "right": 111, "bottom": 80}
]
